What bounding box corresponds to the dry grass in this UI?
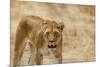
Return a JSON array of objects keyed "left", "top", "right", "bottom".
[{"left": 11, "top": 0, "right": 95, "bottom": 66}]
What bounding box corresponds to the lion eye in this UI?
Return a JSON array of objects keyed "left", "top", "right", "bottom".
[
  {"left": 54, "top": 32, "right": 58, "bottom": 35},
  {"left": 46, "top": 32, "right": 49, "bottom": 35}
]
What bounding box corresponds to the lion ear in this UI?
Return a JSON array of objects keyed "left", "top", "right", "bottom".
[
  {"left": 57, "top": 22, "right": 64, "bottom": 32},
  {"left": 41, "top": 21, "right": 48, "bottom": 31},
  {"left": 42, "top": 21, "right": 48, "bottom": 25}
]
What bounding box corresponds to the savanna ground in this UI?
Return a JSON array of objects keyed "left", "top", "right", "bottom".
[{"left": 11, "top": 0, "right": 95, "bottom": 66}]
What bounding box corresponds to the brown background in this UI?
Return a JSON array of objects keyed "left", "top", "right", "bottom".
[{"left": 11, "top": 0, "right": 95, "bottom": 65}]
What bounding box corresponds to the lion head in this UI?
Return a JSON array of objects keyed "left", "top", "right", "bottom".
[{"left": 41, "top": 20, "right": 64, "bottom": 49}]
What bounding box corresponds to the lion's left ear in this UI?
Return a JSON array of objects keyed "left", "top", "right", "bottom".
[{"left": 57, "top": 22, "right": 64, "bottom": 32}]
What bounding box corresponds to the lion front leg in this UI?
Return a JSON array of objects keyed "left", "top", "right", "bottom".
[
  {"left": 57, "top": 54, "right": 62, "bottom": 64},
  {"left": 36, "top": 48, "right": 43, "bottom": 65},
  {"left": 54, "top": 46, "right": 62, "bottom": 64},
  {"left": 55, "top": 52, "right": 62, "bottom": 64}
]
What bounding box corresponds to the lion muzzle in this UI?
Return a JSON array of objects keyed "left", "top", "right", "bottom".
[{"left": 48, "top": 44, "right": 57, "bottom": 48}]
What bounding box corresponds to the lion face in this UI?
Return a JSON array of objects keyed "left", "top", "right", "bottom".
[{"left": 41, "top": 21, "right": 64, "bottom": 48}]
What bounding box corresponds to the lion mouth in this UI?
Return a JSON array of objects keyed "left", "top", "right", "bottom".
[{"left": 48, "top": 44, "right": 56, "bottom": 48}]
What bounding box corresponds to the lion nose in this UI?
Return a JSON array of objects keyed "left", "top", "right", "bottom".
[{"left": 49, "top": 40, "right": 54, "bottom": 43}]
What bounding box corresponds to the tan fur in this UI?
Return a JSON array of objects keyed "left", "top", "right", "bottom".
[{"left": 13, "top": 16, "right": 64, "bottom": 66}]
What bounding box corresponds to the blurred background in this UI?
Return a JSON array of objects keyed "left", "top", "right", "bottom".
[{"left": 11, "top": 0, "right": 95, "bottom": 65}]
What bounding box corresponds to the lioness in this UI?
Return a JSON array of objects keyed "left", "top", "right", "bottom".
[{"left": 13, "top": 16, "right": 64, "bottom": 66}]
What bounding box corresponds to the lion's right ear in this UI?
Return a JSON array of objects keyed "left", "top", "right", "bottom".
[
  {"left": 41, "top": 21, "right": 48, "bottom": 31},
  {"left": 42, "top": 21, "right": 48, "bottom": 25}
]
